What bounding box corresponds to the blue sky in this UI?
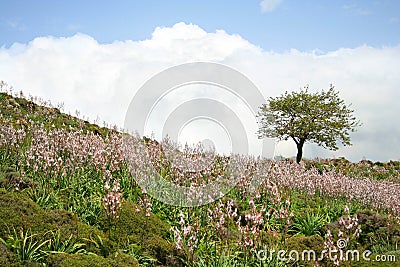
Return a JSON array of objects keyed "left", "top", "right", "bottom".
[
  {"left": 1, "top": 0, "right": 399, "bottom": 52},
  {"left": 0, "top": 1, "right": 400, "bottom": 162}
]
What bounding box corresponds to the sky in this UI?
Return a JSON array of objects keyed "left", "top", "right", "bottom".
[
  {"left": 0, "top": 0, "right": 400, "bottom": 162},
  {"left": 1, "top": 0, "right": 400, "bottom": 51}
]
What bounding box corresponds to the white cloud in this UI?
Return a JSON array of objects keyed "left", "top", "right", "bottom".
[
  {"left": 4, "top": 18, "right": 27, "bottom": 31},
  {"left": 260, "top": 0, "right": 283, "bottom": 13},
  {"left": 342, "top": 4, "right": 355, "bottom": 10},
  {"left": 0, "top": 22, "right": 399, "bottom": 162},
  {"left": 342, "top": 3, "right": 370, "bottom": 16},
  {"left": 66, "top": 24, "right": 81, "bottom": 31}
]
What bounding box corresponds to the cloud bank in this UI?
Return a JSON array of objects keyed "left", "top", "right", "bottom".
[{"left": 1, "top": 22, "right": 399, "bottom": 162}]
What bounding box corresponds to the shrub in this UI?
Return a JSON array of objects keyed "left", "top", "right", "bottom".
[
  {"left": 0, "top": 241, "right": 19, "bottom": 266},
  {"left": 0, "top": 190, "right": 117, "bottom": 258},
  {"left": 285, "top": 235, "right": 324, "bottom": 266},
  {"left": 356, "top": 210, "right": 400, "bottom": 252},
  {"left": 0, "top": 228, "right": 49, "bottom": 262},
  {"left": 99, "top": 199, "right": 181, "bottom": 265},
  {"left": 45, "top": 252, "right": 139, "bottom": 267}
]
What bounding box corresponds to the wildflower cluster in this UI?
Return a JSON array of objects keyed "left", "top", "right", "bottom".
[
  {"left": 102, "top": 180, "right": 124, "bottom": 220},
  {"left": 324, "top": 205, "right": 362, "bottom": 266},
  {"left": 236, "top": 197, "right": 266, "bottom": 250},
  {"left": 171, "top": 211, "right": 199, "bottom": 253},
  {"left": 207, "top": 199, "right": 237, "bottom": 239},
  {"left": 138, "top": 188, "right": 153, "bottom": 217},
  {"left": 269, "top": 160, "right": 400, "bottom": 214}
]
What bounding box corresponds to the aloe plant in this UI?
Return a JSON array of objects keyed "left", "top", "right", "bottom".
[
  {"left": 46, "top": 230, "right": 88, "bottom": 255},
  {"left": 0, "top": 228, "right": 49, "bottom": 262},
  {"left": 290, "top": 212, "right": 325, "bottom": 236}
]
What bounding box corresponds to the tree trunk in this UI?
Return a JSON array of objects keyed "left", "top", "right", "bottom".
[{"left": 296, "top": 139, "right": 305, "bottom": 164}]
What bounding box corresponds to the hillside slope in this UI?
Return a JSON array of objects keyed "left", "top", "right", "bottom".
[{"left": 0, "top": 84, "right": 399, "bottom": 266}]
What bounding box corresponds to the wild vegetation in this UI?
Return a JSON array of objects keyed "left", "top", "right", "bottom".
[{"left": 0, "top": 82, "right": 399, "bottom": 266}]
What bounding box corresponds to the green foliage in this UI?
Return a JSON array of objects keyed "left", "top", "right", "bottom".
[
  {"left": 0, "top": 228, "right": 49, "bottom": 262},
  {"left": 356, "top": 210, "right": 400, "bottom": 253},
  {"left": 0, "top": 191, "right": 48, "bottom": 235},
  {"left": 124, "top": 243, "right": 157, "bottom": 266},
  {"left": 290, "top": 190, "right": 346, "bottom": 224},
  {"left": 350, "top": 256, "right": 400, "bottom": 267},
  {"left": 305, "top": 158, "right": 400, "bottom": 182},
  {"left": 0, "top": 190, "right": 116, "bottom": 257},
  {"left": 0, "top": 168, "right": 32, "bottom": 190},
  {"left": 257, "top": 85, "right": 360, "bottom": 162},
  {"left": 286, "top": 235, "right": 325, "bottom": 251},
  {"left": 1, "top": 84, "right": 400, "bottom": 266},
  {"left": 45, "top": 252, "right": 139, "bottom": 267},
  {"left": 45, "top": 230, "right": 87, "bottom": 255},
  {"left": 0, "top": 86, "right": 111, "bottom": 137},
  {"left": 98, "top": 200, "right": 180, "bottom": 265},
  {"left": 290, "top": 212, "right": 326, "bottom": 236},
  {"left": 25, "top": 187, "right": 62, "bottom": 210},
  {"left": 81, "top": 232, "right": 114, "bottom": 258},
  {"left": 284, "top": 235, "right": 324, "bottom": 266},
  {"left": 194, "top": 249, "right": 242, "bottom": 267},
  {"left": 0, "top": 241, "right": 20, "bottom": 266}
]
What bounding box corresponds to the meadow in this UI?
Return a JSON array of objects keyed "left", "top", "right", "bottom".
[{"left": 0, "top": 83, "right": 399, "bottom": 266}]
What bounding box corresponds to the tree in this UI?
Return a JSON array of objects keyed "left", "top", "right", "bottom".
[{"left": 257, "top": 85, "right": 360, "bottom": 163}]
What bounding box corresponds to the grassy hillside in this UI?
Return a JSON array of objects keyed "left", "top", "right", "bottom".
[{"left": 0, "top": 84, "right": 399, "bottom": 266}]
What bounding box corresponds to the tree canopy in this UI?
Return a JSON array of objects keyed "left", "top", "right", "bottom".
[{"left": 257, "top": 85, "right": 360, "bottom": 163}]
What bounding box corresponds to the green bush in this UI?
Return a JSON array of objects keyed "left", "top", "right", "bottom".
[
  {"left": 285, "top": 235, "right": 324, "bottom": 266},
  {"left": 0, "top": 168, "right": 32, "bottom": 190},
  {"left": 0, "top": 241, "right": 20, "bottom": 266},
  {"left": 0, "top": 227, "right": 49, "bottom": 262},
  {"left": 0, "top": 190, "right": 116, "bottom": 258},
  {"left": 99, "top": 200, "right": 181, "bottom": 266},
  {"left": 286, "top": 235, "right": 324, "bottom": 252},
  {"left": 0, "top": 190, "right": 47, "bottom": 235},
  {"left": 0, "top": 190, "right": 181, "bottom": 265},
  {"left": 356, "top": 210, "right": 400, "bottom": 252},
  {"left": 45, "top": 252, "right": 139, "bottom": 267}
]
